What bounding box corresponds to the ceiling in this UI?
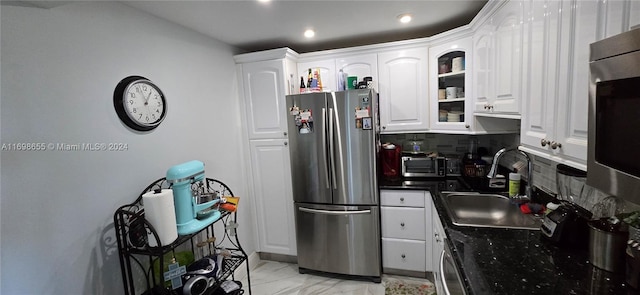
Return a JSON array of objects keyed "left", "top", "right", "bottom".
[{"left": 6, "top": 0, "right": 488, "bottom": 54}]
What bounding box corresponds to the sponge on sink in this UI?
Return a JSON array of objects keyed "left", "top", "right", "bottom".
[{"left": 520, "top": 203, "right": 546, "bottom": 214}]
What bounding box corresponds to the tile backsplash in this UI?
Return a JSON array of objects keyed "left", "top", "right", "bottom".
[
  {"left": 380, "top": 133, "right": 519, "bottom": 157},
  {"left": 381, "top": 132, "right": 640, "bottom": 218}
]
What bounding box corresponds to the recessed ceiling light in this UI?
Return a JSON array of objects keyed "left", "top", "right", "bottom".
[
  {"left": 304, "top": 29, "right": 315, "bottom": 38},
  {"left": 257, "top": 0, "right": 271, "bottom": 3},
  {"left": 398, "top": 14, "right": 412, "bottom": 24}
]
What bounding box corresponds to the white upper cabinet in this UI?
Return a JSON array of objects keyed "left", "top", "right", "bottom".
[
  {"left": 335, "top": 53, "right": 379, "bottom": 91},
  {"left": 473, "top": 0, "right": 523, "bottom": 116},
  {"left": 520, "top": 0, "right": 596, "bottom": 169},
  {"left": 377, "top": 47, "right": 430, "bottom": 133},
  {"left": 240, "top": 58, "right": 294, "bottom": 140},
  {"left": 297, "top": 59, "right": 336, "bottom": 92},
  {"left": 429, "top": 37, "right": 474, "bottom": 132}
]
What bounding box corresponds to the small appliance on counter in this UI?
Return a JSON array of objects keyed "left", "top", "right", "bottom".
[
  {"left": 401, "top": 152, "right": 445, "bottom": 178},
  {"left": 166, "top": 160, "right": 222, "bottom": 235},
  {"left": 443, "top": 154, "right": 462, "bottom": 177},
  {"left": 540, "top": 202, "right": 593, "bottom": 248},
  {"left": 540, "top": 164, "right": 594, "bottom": 248},
  {"left": 381, "top": 143, "right": 401, "bottom": 180}
]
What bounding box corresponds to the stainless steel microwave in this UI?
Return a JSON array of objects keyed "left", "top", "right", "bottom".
[{"left": 588, "top": 28, "right": 640, "bottom": 204}]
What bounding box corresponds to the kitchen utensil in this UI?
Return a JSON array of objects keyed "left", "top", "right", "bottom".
[
  {"left": 588, "top": 217, "right": 628, "bottom": 272},
  {"left": 167, "top": 160, "right": 221, "bottom": 235}
]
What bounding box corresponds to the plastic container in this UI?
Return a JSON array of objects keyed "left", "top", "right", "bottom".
[{"left": 509, "top": 172, "right": 521, "bottom": 197}]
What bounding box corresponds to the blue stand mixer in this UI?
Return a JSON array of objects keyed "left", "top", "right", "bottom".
[{"left": 166, "top": 160, "right": 221, "bottom": 236}]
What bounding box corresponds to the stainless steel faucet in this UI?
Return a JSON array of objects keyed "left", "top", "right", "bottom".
[{"left": 487, "top": 147, "right": 533, "bottom": 199}]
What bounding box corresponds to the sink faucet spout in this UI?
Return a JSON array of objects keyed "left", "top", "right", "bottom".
[{"left": 487, "top": 147, "right": 533, "bottom": 199}]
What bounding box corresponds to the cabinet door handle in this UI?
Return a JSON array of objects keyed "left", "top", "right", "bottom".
[
  {"left": 401, "top": 254, "right": 406, "bottom": 259},
  {"left": 382, "top": 126, "right": 386, "bottom": 130},
  {"left": 400, "top": 197, "right": 405, "bottom": 202},
  {"left": 284, "top": 132, "right": 287, "bottom": 136},
  {"left": 541, "top": 139, "right": 549, "bottom": 147},
  {"left": 400, "top": 222, "right": 405, "bottom": 227},
  {"left": 284, "top": 141, "right": 288, "bottom": 146},
  {"left": 465, "top": 124, "right": 470, "bottom": 128},
  {"left": 551, "top": 141, "right": 562, "bottom": 149}
]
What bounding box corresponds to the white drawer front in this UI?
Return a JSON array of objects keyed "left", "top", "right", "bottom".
[
  {"left": 380, "top": 190, "right": 425, "bottom": 207},
  {"left": 382, "top": 238, "right": 426, "bottom": 272},
  {"left": 381, "top": 207, "right": 426, "bottom": 240}
]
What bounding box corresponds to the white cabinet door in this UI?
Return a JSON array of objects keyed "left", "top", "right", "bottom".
[
  {"left": 249, "top": 139, "right": 297, "bottom": 255},
  {"left": 380, "top": 190, "right": 425, "bottom": 207},
  {"left": 297, "top": 59, "right": 336, "bottom": 92},
  {"left": 520, "top": 0, "right": 562, "bottom": 156},
  {"left": 431, "top": 202, "right": 445, "bottom": 295},
  {"left": 336, "top": 53, "right": 378, "bottom": 91},
  {"left": 473, "top": 23, "right": 493, "bottom": 113},
  {"left": 382, "top": 238, "right": 426, "bottom": 272},
  {"left": 381, "top": 207, "right": 426, "bottom": 240},
  {"left": 241, "top": 60, "right": 288, "bottom": 140},
  {"left": 492, "top": 0, "right": 523, "bottom": 114},
  {"left": 520, "top": 0, "right": 597, "bottom": 169},
  {"left": 377, "top": 47, "right": 429, "bottom": 133},
  {"left": 553, "top": 0, "right": 598, "bottom": 164},
  {"left": 429, "top": 37, "right": 473, "bottom": 132},
  {"left": 473, "top": 1, "right": 523, "bottom": 115}
]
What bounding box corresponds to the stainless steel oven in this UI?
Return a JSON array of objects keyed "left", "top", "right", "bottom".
[
  {"left": 588, "top": 28, "right": 640, "bottom": 204},
  {"left": 439, "top": 242, "right": 466, "bottom": 295}
]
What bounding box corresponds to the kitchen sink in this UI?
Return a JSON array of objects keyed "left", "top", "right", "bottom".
[{"left": 440, "top": 192, "right": 542, "bottom": 230}]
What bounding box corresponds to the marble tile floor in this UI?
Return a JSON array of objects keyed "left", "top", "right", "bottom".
[{"left": 240, "top": 260, "right": 435, "bottom": 295}]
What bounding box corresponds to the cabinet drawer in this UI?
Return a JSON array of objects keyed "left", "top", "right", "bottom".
[
  {"left": 380, "top": 190, "right": 425, "bottom": 207},
  {"left": 382, "top": 238, "right": 426, "bottom": 272},
  {"left": 381, "top": 207, "right": 426, "bottom": 240}
]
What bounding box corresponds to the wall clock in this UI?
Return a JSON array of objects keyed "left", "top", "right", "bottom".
[{"left": 113, "top": 76, "right": 167, "bottom": 131}]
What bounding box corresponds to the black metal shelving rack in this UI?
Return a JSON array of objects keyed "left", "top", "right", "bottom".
[{"left": 114, "top": 178, "right": 251, "bottom": 295}]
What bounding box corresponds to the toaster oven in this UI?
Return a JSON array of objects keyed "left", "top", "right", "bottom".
[{"left": 401, "top": 156, "right": 446, "bottom": 177}]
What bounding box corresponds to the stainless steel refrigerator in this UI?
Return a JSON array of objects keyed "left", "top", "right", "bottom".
[{"left": 286, "top": 89, "right": 381, "bottom": 282}]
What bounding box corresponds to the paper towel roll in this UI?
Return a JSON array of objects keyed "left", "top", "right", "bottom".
[{"left": 143, "top": 189, "right": 178, "bottom": 247}]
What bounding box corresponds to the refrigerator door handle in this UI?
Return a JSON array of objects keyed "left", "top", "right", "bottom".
[
  {"left": 328, "top": 107, "right": 337, "bottom": 189},
  {"left": 322, "top": 107, "right": 330, "bottom": 189},
  {"left": 298, "top": 207, "right": 371, "bottom": 215}
]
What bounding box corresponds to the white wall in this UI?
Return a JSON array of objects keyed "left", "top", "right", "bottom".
[{"left": 1, "top": 2, "right": 255, "bottom": 294}]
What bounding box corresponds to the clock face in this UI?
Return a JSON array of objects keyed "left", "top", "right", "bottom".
[
  {"left": 114, "top": 76, "right": 167, "bottom": 131},
  {"left": 123, "top": 80, "right": 165, "bottom": 127}
]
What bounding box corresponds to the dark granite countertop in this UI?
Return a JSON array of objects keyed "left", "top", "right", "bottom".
[
  {"left": 380, "top": 178, "right": 635, "bottom": 295},
  {"left": 431, "top": 192, "right": 633, "bottom": 295}
]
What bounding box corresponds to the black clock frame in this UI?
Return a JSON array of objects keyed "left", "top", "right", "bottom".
[{"left": 113, "top": 75, "right": 167, "bottom": 132}]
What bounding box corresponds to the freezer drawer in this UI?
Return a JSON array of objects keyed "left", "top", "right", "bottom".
[{"left": 295, "top": 203, "right": 381, "bottom": 278}]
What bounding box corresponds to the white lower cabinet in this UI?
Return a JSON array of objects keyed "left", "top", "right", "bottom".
[
  {"left": 248, "top": 139, "right": 297, "bottom": 256},
  {"left": 381, "top": 238, "right": 426, "bottom": 272},
  {"left": 380, "top": 190, "right": 433, "bottom": 275},
  {"left": 431, "top": 198, "right": 445, "bottom": 295}
]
